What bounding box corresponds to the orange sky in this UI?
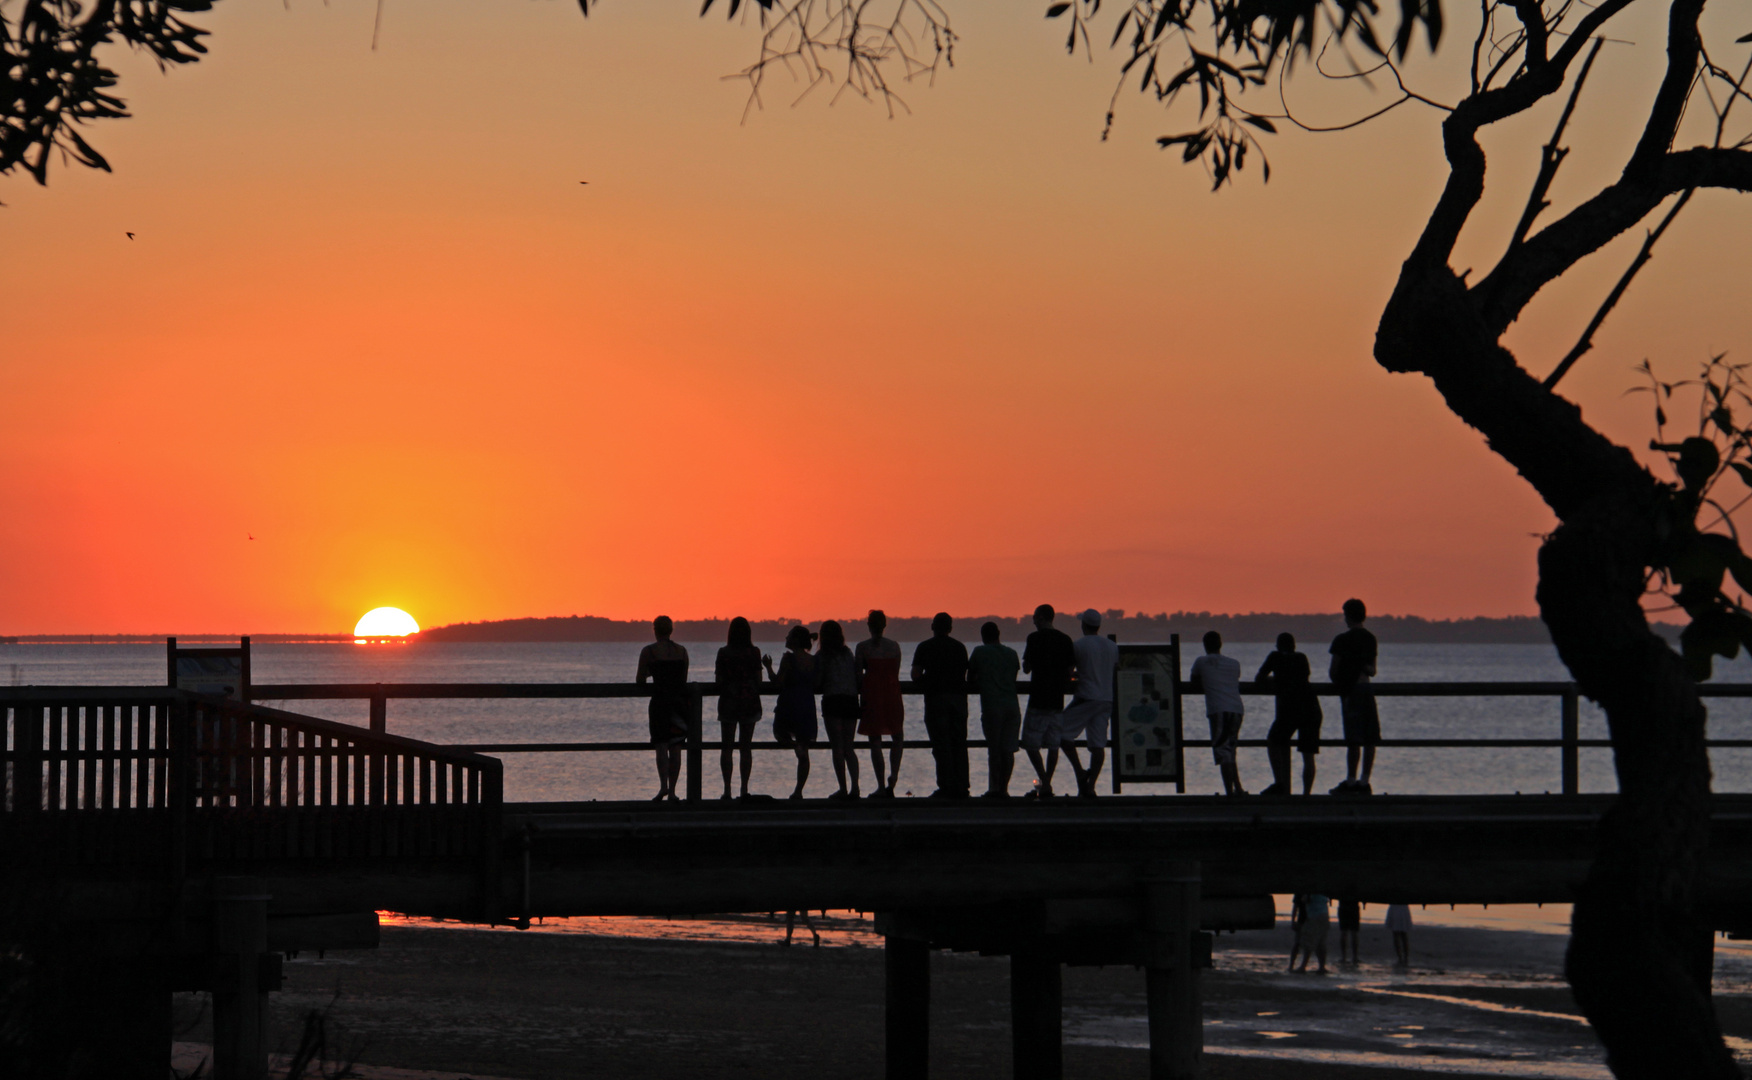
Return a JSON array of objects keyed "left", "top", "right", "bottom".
[{"left": 3, "top": 1, "right": 1750, "bottom": 634}]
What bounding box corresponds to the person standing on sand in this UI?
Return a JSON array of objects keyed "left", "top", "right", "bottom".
[
  {"left": 1188, "top": 631, "right": 1247, "bottom": 796},
  {"left": 1057, "top": 609, "right": 1118, "bottom": 798},
  {"left": 815, "top": 620, "right": 861, "bottom": 800},
  {"left": 636, "top": 616, "right": 690, "bottom": 802},
  {"left": 1386, "top": 903, "right": 1413, "bottom": 966},
  {"left": 1338, "top": 898, "right": 1362, "bottom": 964},
  {"left": 856, "top": 610, "right": 905, "bottom": 798},
  {"left": 968, "top": 621, "right": 1021, "bottom": 798},
  {"left": 912, "top": 612, "right": 971, "bottom": 799},
  {"left": 764, "top": 625, "right": 818, "bottom": 800},
  {"left": 1330, "top": 598, "right": 1381, "bottom": 795},
  {"left": 1021, "top": 604, "right": 1077, "bottom": 799},
  {"left": 715, "top": 617, "right": 763, "bottom": 800},
  {"left": 1296, "top": 893, "right": 1330, "bottom": 973},
  {"left": 1255, "top": 632, "right": 1323, "bottom": 796}
]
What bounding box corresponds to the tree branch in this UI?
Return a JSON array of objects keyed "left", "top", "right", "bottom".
[
  {"left": 1478, "top": 146, "right": 1752, "bottom": 333},
  {"left": 1626, "top": 0, "right": 1708, "bottom": 184},
  {"left": 1401, "top": 0, "right": 1641, "bottom": 274},
  {"left": 1510, "top": 0, "right": 1548, "bottom": 66},
  {"left": 1543, "top": 187, "right": 1695, "bottom": 390},
  {"left": 1505, "top": 38, "right": 1604, "bottom": 253}
]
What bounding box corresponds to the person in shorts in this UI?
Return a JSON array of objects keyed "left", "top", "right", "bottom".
[
  {"left": 636, "top": 615, "right": 690, "bottom": 802},
  {"left": 1188, "top": 630, "right": 1246, "bottom": 796},
  {"left": 1057, "top": 609, "right": 1118, "bottom": 798},
  {"left": 1021, "top": 604, "right": 1077, "bottom": 798},
  {"left": 967, "top": 621, "right": 1021, "bottom": 798},
  {"left": 1329, "top": 598, "right": 1380, "bottom": 794},
  {"left": 815, "top": 619, "right": 861, "bottom": 800},
  {"left": 911, "top": 612, "right": 971, "bottom": 798},
  {"left": 1255, "top": 632, "right": 1323, "bottom": 796},
  {"left": 714, "top": 617, "right": 763, "bottom": 800}
]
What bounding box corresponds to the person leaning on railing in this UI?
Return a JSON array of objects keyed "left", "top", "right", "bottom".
[
  {"left": 1256, "top": 632, "right": 1323, "bottom": 797},
  {"left": 764, "top": 625, "right": 819, "bottom": 801}
]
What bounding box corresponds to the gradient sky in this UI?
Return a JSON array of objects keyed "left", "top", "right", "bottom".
[{"left": 4, "top": 1, "right": 1750, "bottom": 633}]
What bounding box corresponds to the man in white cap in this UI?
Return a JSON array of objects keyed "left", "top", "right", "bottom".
[{"left": 1056, "top": 608, "right": 1119, "bottom": 797}]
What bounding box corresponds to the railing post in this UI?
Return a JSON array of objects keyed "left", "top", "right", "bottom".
[
  {"left": 13, "top": 701, "right": 42, "bottom": 812},
  {"left": 478, "top": 761, "right": 504, "bottom": 924},
  {"left": 369, "top": 692, "right": 386, "bottom": 806},
  {"left": 1561, "top": 685, "right": 1580, "bottom": 796},
  {"left": 685, "top": 685, "right": 704, "bottom": 802}
]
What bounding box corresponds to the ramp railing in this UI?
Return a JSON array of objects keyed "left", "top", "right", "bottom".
[{"left": 1, "top": 688, "right": 502, "bottom": 890}]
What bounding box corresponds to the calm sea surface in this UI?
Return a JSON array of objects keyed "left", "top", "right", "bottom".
[{"left": 8, "top": 639, "right": 1752, "bottom": 802}]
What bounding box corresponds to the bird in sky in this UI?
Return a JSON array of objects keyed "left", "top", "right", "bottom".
[
  {"left": 579, "top": 181, "right": 588, "bottom": 185},
  {"left": 126, "top": 232, "right": 135, "bottom": 240},
  {"left": 247, "top": 533, "right": 255, "bottom": 540}
]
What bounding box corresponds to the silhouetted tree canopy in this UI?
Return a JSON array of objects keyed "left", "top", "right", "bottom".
[{"left": 1, "top": 0, "right": 209, "bottom": 182}]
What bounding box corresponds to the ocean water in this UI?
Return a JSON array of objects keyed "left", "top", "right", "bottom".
[{"left": 7, "top": 639, "right": 1752, "bottom": 803}]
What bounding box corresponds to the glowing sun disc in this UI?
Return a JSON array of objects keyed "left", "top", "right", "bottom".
[{"left": 354, "top": 607, "right": 420, "bottom": 639}]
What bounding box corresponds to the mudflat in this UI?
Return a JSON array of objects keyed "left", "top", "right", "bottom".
[{"left": 170, "top": 912, "right": 1752, "bottom": 1079}]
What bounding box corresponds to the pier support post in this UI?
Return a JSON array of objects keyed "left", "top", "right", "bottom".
[
  {"left": 1143, "top": 863, "right": 1202, "bottom": 1080},
  {"left": 885, "top": 935, "right": 930, "bottom": 1080},
  {"left": 1010, "top": 948, "right": 1062, "bottom": 1080},
  {"left": 211, "top": 878, "right": 271, "bottom": 1080}
]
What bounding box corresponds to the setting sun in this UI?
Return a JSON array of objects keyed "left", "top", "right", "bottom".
[{"left": 354, "top": 607, "right": 420, "bottom": 641}]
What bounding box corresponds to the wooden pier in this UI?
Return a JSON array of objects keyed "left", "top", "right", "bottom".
[{"left": 7, "top": 680, "right": 1752, "bottom": 1079}]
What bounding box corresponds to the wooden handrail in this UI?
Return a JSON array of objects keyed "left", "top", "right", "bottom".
[{"left": 241, "top": 679, "right": 1752, "bottom": 700}]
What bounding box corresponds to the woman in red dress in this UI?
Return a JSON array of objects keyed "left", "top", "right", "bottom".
[{"left": 855, "top": 609, "right": 905, "bottom": 798}]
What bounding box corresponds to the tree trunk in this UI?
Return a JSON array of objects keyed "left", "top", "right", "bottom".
[
  {"left": 1375, "top": 261, "right": 1738, "bottom": 1077},
  {"left": 1540, "top": 508, "right": 1734, "bottom": 1079}
]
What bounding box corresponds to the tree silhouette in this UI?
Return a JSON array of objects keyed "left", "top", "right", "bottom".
[
  {"left": 1, "top": 0, "right": 209, "bottom": 183},
  {"left": 11, "top": 0, "right": 1752, "bottom": 1073}
]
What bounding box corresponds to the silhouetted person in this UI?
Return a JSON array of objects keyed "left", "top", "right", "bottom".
[
  {"left": 912, "top": 612, "right": 971, "bottom": 799},
  {"left": 1292, "top": 894, "right": 1329, "bottom": 973},
  {"left": 968, "top": 620, "right": 1021, "bottom": 798},
  {"left": 1330, "top": 597, "right": 1380, "bottom": 794},
  {"left": 816, "top": 619, "right": 861, "bottom": 799},
  {"left": 715, "top": 616, "right": 763, "bottom": 800},
  {"left": 1386, "top": 903, "right": 1413, "bottom": 966},
  {"left": 856, "top": 610, "right": 905, "bottom": 798},
  {"left": 1338, "top": 898, "right": 1362, "bottom": 965},
  {"left": 764, "top": 625, "right": 818, "bottom": 800},
  {"left": 1255, "top": 632, "right": 1323, "bottom": 796},
  {"left": 1188, "top": 630, "right": 1246, "bottom": 796},
  {"left": 785, "top": 909, "right": 820, "bottom": 947},
  {"left": 1057, "top": 609, "right": 1117, "bottom": 798},
  {"left": 1021, "top": 604, "right": 1076, "bottom": 798},
  {"left": 636, "top": 615, "right": 690, "bottom": 802}
]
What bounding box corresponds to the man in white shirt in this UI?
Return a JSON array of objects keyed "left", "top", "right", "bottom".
[
  {"left": 1188, "top": 630, "right": 1246, "bottom": 796},
  {"left": 1057, "top": 609, "right": 1119, "bottom": 798}
]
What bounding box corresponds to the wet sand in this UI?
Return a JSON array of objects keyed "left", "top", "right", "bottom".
[{"left": 171, "top": 912, "right": 1752, "bottom": 1079}]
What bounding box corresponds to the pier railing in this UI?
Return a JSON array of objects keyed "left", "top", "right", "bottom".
[
  {"left": 1, "top": 688, "right": 503, "bottom": 891},
  {"left": 245, "top": 678, "right": 1752, "bottom": 799}
]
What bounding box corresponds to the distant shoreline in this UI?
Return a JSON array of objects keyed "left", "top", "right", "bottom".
[
  {"left": 420, "top": 611, "right": 1575, "bottom": 645},
  {"left": 3, "top": 613, "right": 1687, "bottom": 646}
]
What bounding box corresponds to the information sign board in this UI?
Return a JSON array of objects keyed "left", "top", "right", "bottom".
[{"left": 1112, "top": 640, "right": 1183, "bottom": 789}]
